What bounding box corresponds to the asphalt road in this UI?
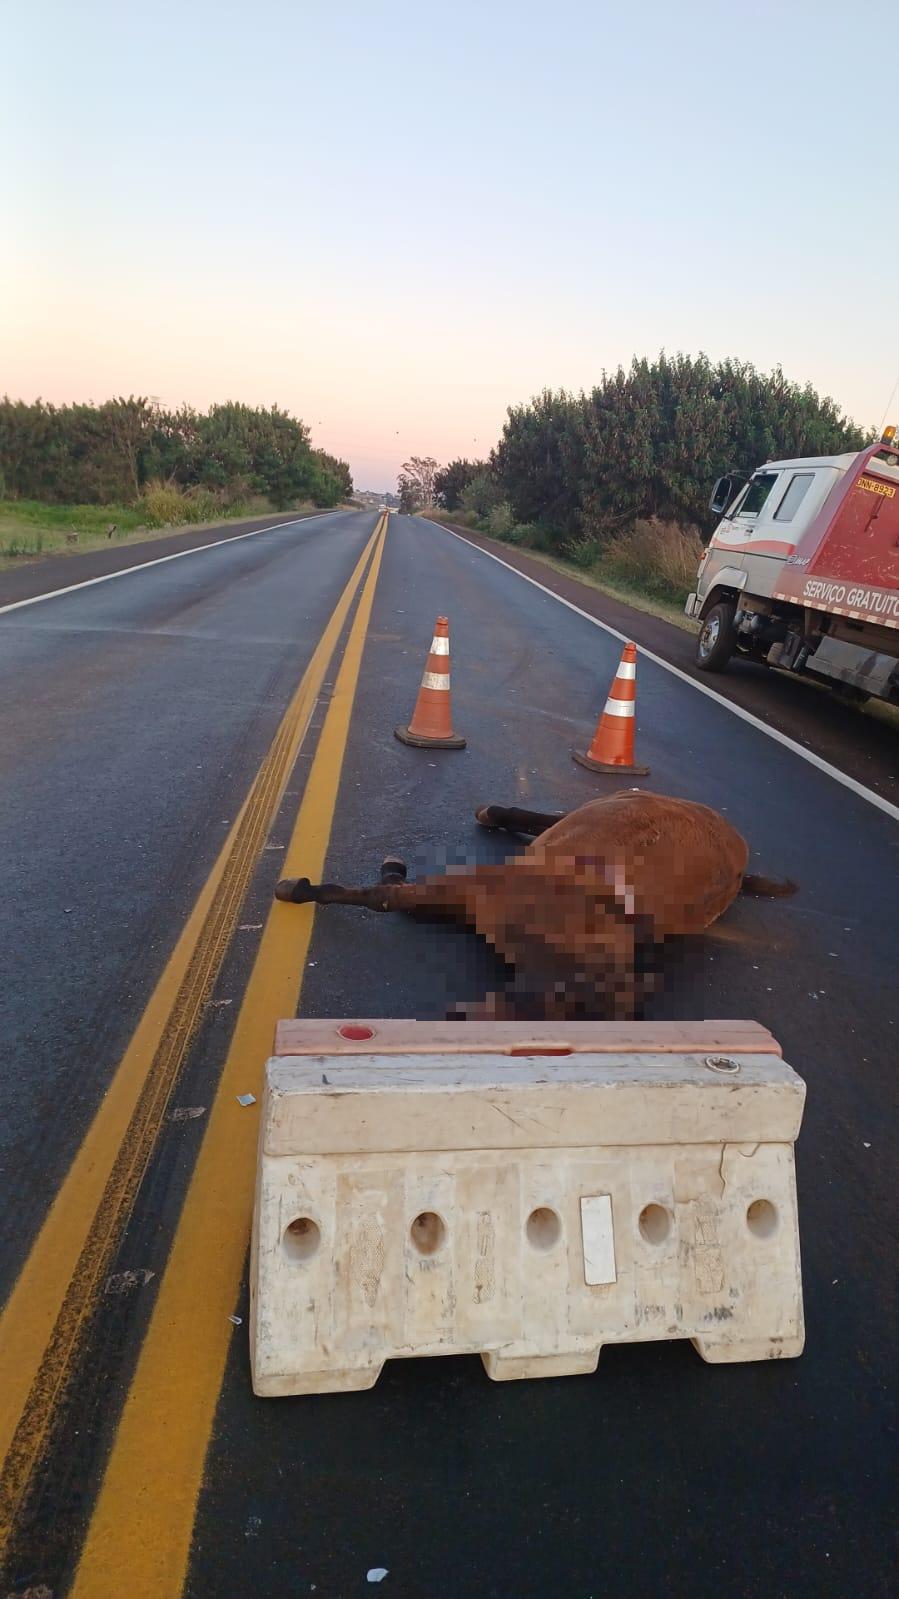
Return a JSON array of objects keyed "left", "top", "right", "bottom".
[
  {"left": 0, "top": 507, "right": 327, "bottom": 609},
  {"left": 0, "top": 509, "right": 378, "bottom": 1300},
  {"left": 440, "top": 520, "right": 899, "bottom": 811},
  {"left": 1, "top": 512, "right": 895, "bottom": 1598}
]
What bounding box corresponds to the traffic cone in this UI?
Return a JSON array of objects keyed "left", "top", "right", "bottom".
[
  {"left": 573, "top": 641, "right": 649, "bottom": 774},
  {"left": 395, "top": 616, "right": 467, "bottom": 749}
]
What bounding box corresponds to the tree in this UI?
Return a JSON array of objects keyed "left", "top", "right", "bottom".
[
  {"left": 490, "top": 356, "right": 869, "bottom": 551},
  {"left": 102, "top": 396, "right": 156, "bottom": 499},
  {"left": 492, "top": 390, "right": 584, "bottom": 536},
  {"left": 575, "top": 353, "right": 869, "bottom": 538},
  {"left": 397, "top": 455, "right": 438, "bottom": 512},
  {"left": 307, "top": 450, "right": 353, "bottom": 507},
  {"left": 434, "top": 457, "right": 481, "bottom": 511},
  {"left": 0, "top": 395, "right": 349, "bottom": 512}
]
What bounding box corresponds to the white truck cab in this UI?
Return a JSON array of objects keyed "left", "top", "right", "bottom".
[
  {"left": 686, "top": 435, "right": 899, "bottom": 704},
  {"left": 688, "top": 454, "right": 855, "bottom": 628}
]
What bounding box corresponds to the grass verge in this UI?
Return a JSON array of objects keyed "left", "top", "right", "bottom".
[{"left": 0, "top": 498, "right": 320, "bottom": 569}]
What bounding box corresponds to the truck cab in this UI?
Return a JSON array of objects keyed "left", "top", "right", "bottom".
[
  {"left": 685, "top": 434, "right": 899, "bottom": 703},
  {"left": 687, "top": 452, "right": 856, "bottom": 643}
]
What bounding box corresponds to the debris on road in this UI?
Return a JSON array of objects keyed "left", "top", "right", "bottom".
[
  {"left": 367, "top": 1570, "right": 388, "bottom": 1584},
  {"left": 229, "top": 1314, "right": 243, "bottom": 1326},
  {"left": 236, "top": 1093, "right": 256, "bottom": 1107},
  {"left": 170, "top": 1105, "right": 206, "bottom": 1122},
  {"left": 104, "top": 1268, "right": 156, "bottom": 1295}
]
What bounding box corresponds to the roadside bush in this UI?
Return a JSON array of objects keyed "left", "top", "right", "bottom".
[
  {"left": 486, "top": 501, "right": 515, "bottom": 538},
  {"left": 1, "top": 532, "right": 44, "bottom": 557},
  {"left": 139, "top": 480, "right": 253, "bottom": 527},
  {"left": 599, "top": 519, "right": 705, "bottom": 601},
  {"left": 563, "top": 533, "right": 604, "bottom": 569},
  {"left": 461, "top": 470, "right": 505, "bottom": 522},
  {"left": 500, "top": 520, "right": 542, "bottom": 550},
  {"left": 183, "top": 488, "right": 220, "bottom": 522},
  {"left": 184, "top": 486, "right": 248, "bottom": 522},
  {"left": 140, "top": 481, "right": 188, "bottom": 527}
]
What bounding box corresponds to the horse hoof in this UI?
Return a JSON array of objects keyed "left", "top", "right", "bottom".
[
  {"left": 380, "top": 856, "right": 407, "bottom": 883},
  {"left": 274, "top": 877, "right": 311, "bottom": 904}
]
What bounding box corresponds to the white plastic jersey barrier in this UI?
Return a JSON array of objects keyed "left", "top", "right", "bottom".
[{"left": 250, "top": 1021, "right": 805, "bottom": 1395}]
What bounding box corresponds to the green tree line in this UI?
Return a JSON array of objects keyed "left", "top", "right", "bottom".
[
  {"left": 432, "top": 353, "right": 869, "bottom": 546},
  {"left": 0, "top": 396, "right": 353, "bottom": 510}
]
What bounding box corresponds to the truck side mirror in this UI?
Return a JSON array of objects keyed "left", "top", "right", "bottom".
[{"left": 709, "top": 476, "right": 735, "bottom": 516}]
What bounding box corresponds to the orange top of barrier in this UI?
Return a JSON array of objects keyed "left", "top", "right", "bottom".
[{"left": 273, "top": 1018, "right": 781, "bottom": 1057}]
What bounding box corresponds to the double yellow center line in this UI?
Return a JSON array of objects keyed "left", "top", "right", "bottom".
[{"left": 0, "top": 513, "right": 387, "bottom": 1585}]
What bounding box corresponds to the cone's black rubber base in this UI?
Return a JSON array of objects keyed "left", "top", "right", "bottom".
[
  {"left": 394, "top": 725, "right": 467, "bottom": 750},
  {"left": 572, "top": 749, "right": 650, "bottom": 775}
]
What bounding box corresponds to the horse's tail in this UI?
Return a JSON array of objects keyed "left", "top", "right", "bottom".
[{"left": 740, "top": 873, "right": 798, "bottom": 898}]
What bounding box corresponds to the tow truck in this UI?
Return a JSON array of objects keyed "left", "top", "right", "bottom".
[{"left": 686, "top": 427, "right": 899, "bottom": 704}]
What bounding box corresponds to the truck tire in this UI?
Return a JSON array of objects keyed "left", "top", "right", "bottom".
[{"left": 695, "top": 602, "right": 736, "bottom": 672}]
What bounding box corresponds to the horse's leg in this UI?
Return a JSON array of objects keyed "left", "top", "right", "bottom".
[
  {"left": 274, "top": 862, "right": 506, "bottom": 922},
  {"left": 475, "top": 804, "right": 567, "bottom": 837}
]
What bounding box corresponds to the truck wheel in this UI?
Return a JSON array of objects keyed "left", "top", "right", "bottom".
[{"left": 695, "top": 602, "right": 736, "bottom": 672}]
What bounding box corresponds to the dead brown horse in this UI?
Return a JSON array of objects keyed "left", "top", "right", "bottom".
[{"left": 274, "top": 790, "right": 795, "bottom": 1020}]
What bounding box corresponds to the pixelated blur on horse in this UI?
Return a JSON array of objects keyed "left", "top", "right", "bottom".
[{"left": 274, "top": 790, "right": 795, "bottom": 1020}]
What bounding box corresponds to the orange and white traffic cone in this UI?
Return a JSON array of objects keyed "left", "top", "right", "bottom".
[
  {"left": 573, "top": 641, "right": 649, "bottom": 775},
  {"left": 395, "top": 615, "right": 467, "bottom": 749}
]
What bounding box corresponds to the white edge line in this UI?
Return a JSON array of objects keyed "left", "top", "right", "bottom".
[
  {"left": 0, "top": 510, "right": 353, "bottom": 618},
  {"left": 424, "top": 518, "right": 899, "bottom": 826}
]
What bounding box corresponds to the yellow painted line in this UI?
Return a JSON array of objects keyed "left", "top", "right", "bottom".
[
  {"left": 72, "top": 516, "right": 387, "bottom": 1598},
  {"left": 0, "top": 517, "right": 385, "bottom": 1556}
]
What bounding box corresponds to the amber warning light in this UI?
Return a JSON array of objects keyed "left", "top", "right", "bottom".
[{"left": 882, "top": 423, "right": 897, "bottom": 444}]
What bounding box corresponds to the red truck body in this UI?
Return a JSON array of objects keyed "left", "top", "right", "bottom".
[{"left": 773, "top": 441, "right": 899, "bottom": 631}]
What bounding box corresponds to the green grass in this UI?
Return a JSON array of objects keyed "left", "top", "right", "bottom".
[
  {"left": 0, "top": 497, "right": 309, "bottom": 567},
  {"left": 0, "top": 500, "right": 148, "bottom": 559}
]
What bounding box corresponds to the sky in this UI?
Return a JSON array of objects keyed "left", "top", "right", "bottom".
[{"left": 4, "top": 0, "right": 897, "bottom": 489}]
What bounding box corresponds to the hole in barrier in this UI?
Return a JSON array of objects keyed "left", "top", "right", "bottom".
[
  {"left": 746, "top": 1199, "right": 778, "bottom": 1239},
  {"left": 283, "top": 1216, "right": 321, "bottom": 1261},
  {"left": 338, "top": 1024, "right": 375, "bottom": 1041},
  {"left": 410, "top": 1211, "right": 446, "bottom": 1256},
  {"left": 526, "top": 1207, "right": 562, "bottom": 1251},
  {"left": 638, "top": 1204, "right": 672, "bottom": 1245}
]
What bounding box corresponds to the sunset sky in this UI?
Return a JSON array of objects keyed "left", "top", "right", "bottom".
[{"left": 5, "top": 0, "right": 897, "bottom": 489}]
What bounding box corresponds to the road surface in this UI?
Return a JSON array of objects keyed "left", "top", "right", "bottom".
[{"left": 0, "top": 510, "right": 895, "bottom": 1598}]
